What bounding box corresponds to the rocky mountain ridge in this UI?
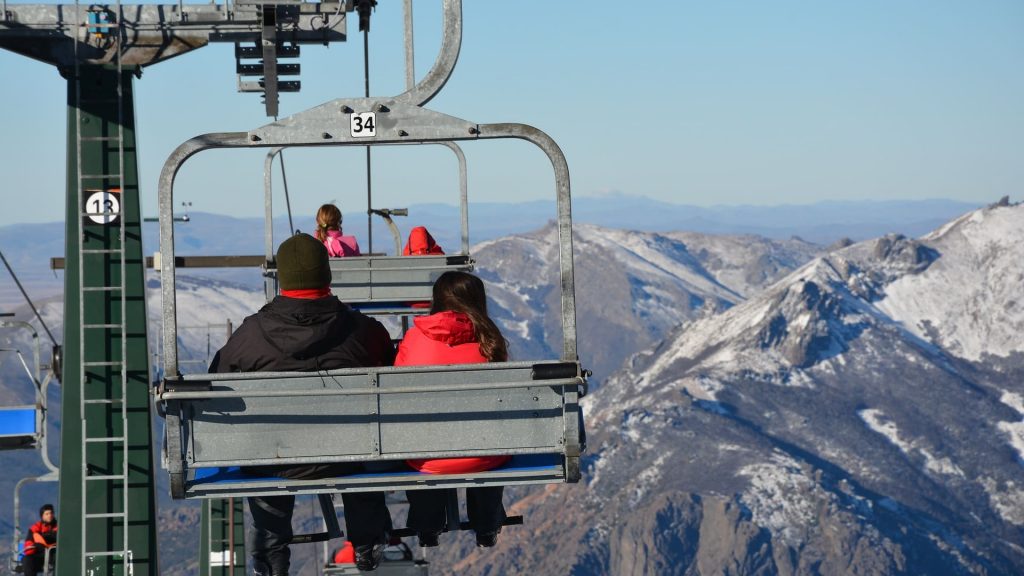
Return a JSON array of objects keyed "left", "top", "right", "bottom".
[{"left": 433, "top": 202, "right": 1024, "bottom": 575}]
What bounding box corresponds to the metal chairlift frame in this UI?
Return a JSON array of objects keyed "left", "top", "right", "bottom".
[
  {"left": 156, "top": 111, "right": 582, "bottom": 501},
  {"left": 0, "top": 320, "right": 53, "bottom": 457},
  {"left": 158, "top": 0, "right": 577, "bottom": 373},
  {"left": 320, "top": 492, "right": 428, "bottom": 574}
]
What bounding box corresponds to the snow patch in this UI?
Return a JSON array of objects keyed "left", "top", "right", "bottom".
[
  {"left": 737, "top": 453, "right": 817, "bottom": 545},
  {"left": 981, "top": 478, "right": 1024, "bottom": 526},
  {"left": 877, "top": 205, "right": 1024, "bottom": 360},
  {"left": 859, "top": 409, "right": 964, "bottom": 478},
  {"left": 1001, "top": 391, "right": 1024, "bottom": 415},
  {"left": 627, "top": 453, "right": 669, "bottom": 507},
  {"left": 999, "top": 391, "right": 1024, "bottom": 466}
]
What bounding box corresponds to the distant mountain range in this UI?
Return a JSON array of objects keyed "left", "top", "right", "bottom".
[{"left": 0, "top": 196, "right": 980, "bottom": 308}]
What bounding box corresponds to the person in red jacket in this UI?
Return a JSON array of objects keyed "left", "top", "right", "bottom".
[
  {"left": 402, "top": 226, "right": 444, "bottom": 256},
  {"left": 396, "top": 271, "right": 510, "bottom": 549},
  {"left": 22, "top": 504, "right": 57, "bottom": 576}
]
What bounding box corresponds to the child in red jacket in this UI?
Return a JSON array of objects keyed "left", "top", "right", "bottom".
[{"left": 396, "top": 271, "right": 510, "bottom": 549}]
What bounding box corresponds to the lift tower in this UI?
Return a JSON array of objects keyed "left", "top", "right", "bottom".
[{"left": 0, "top": 3, "right": 351, "bottom": 574}]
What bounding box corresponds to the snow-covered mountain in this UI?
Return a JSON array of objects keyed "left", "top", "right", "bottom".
[
  {"left": 875, "top": 204, "right": 1024, "bottom": 362},
  {"left": 476, "top": 223, "right": 818, "bottom": 383},
  {"left": 431, "top": 202, "right": 1023, "bottom": 575},
  {"left": 0, "top": 224, "right": 819, "bottom": 574}
]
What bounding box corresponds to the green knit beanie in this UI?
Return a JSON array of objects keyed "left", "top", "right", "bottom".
[{"left": 277, "top": 233, "right": 332, "bottom": 290}]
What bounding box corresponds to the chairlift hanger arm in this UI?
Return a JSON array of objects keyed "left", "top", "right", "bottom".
[{"left": 394, "top": 0, "right": 461, "bottom": 107}]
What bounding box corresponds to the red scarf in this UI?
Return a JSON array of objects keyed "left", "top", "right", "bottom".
[{"left": 281, "top": 287, "right": 332, "bottom": 300}]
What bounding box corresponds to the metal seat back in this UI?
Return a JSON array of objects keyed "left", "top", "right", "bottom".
[
  {"left": 160, "top": 361, "right": 584, "bottom": 498},
  {"left": 0, "top": 406, "right": 40, "bottom": 450},
  {"left": 263, "top": 254, "right": 474, "bottom": 309}
]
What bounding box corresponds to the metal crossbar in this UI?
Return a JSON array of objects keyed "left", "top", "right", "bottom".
[{"left": 162, "top": 376, "right": 581, "bottom": 400}]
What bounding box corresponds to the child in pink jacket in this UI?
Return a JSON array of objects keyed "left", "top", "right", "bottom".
[{"left": 314, "top": 203, "right": 361, "bottom": 257}]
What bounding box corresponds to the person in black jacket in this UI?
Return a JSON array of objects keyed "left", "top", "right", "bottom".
[{"left": 209, "top": 233, "right": 396, "bottom": 575}]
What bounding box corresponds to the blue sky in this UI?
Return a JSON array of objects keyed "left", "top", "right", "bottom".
[{"left": 0, "top": 0, "right": 1022, "bottom": 227}]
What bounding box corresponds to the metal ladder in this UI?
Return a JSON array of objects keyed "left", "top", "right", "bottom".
[
  {"left": 204, "top": 498, "right": 241, "bottom": 575},
  {"left": 74, "top": 0, "right": 133, "bottom": 573}
]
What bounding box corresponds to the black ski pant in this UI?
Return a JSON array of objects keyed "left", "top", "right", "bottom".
[
  {"left": 22, "top": 551, "right": 52, "bottom": 576},
  {"left": 244, "top": 463, "right": 391, "bottom": 575},
  {"left": 406, "top": 487, "right": 506, "bottom": 535}
]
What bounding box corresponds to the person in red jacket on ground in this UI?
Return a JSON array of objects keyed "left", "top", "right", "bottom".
[
  {"left": 22, "top": 504, "right": 57, "bottom": 576},
  {"left": 396, "top": 271, "right": 510, "bottom": 549}
]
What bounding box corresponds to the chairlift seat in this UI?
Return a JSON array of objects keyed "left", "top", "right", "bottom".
[
  {"left": 160, "top": 361, "right": 585, "bottom": 499},
  {"left": 264, "top": 254, "right": 474, "bottom": 314},
  {"left": 0, "top": 406, "right": 39, "bottom": 450}
]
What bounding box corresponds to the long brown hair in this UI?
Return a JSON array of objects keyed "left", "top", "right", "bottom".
[
  {"left": 314, "top": 204, "right": 342, "bottom": 242},
  {"left": 431, "top": 271, "right": 508, "bottom": 362}
]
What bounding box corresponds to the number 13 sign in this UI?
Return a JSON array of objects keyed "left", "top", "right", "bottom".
[{"left": 84, "top": 190, "right": 121, "bottom": 225}]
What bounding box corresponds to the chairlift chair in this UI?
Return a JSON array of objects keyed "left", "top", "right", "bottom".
[
  {"left": 155, "top": 0, "right": 585, "bottom": 543},
  {"left": 0, "top": 322, "right": 47, "bottom": 451}
]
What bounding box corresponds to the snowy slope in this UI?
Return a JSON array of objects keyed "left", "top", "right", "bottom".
[
  {"left": 876, "top": 204, "right": 1024, "bottom": 361},
  {"left": 147, "top": 274, "right": 266, "bottom": 373},
  {"left": 473, "top": 223, "right": 819, "bottom": 383},
  {"left": 666, "top": 231, "right": 820, "bottom": 298}
]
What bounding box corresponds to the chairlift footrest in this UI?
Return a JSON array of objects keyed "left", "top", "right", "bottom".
[
  {"left": 389, "top": 515, "right": 523, "bottom": 538},
  {"left": 290, "top": 530, "right": 345, "bottom": 545}
]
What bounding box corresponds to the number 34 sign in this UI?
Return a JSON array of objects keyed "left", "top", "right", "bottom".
[
  {"left": 350, "top": 112, "right": 376, "bottom": 138},
  {"left": 84, "top": 190, "right": 121, "bottom": 225}
]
